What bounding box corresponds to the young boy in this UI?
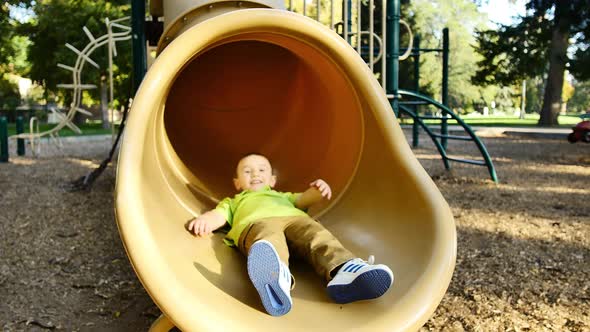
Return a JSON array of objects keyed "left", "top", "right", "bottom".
[{"left": 188, "top": 153, "right": 393, "bottom": 316}]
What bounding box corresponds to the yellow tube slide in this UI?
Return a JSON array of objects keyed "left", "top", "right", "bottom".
[{"left": 115, "top": 8, "right": 456, "bottom": 331}]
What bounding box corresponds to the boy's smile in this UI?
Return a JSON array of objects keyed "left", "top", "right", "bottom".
[{"left": 234, "top": 154, "right": 277, "bottom": 191}]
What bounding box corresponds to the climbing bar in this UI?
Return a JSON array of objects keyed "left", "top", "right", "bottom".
[
  {"left": 398, "top": 90, "right": 498, "bottom": 182},
  {"left": 65, "top": 43, "right": 100, "bottom": 68},
  {"left": 399, "top": 100, "right": 430, "bottom": 106},
  {"left": 431, "top": 133, "right": 473, "bottom": 141},
  {"left": 57, "top": 83, "right": 98, "bottom": 90},
  {"left": 83, "top": 26, "right": 96, "bottom": 43},
  {"left": 399, "top": 104, "right": 451, "bottom": 170},
  {"left": 417, "top": 115, "right": 444, "bottom": 120},
  {"left": 57, "top": 63, "right": 77, "bottom": 73},
  {"left": 444, "top": 157, "right": 486, "bottom": 166},
  {"left": 74, "top": 107, "right": 93, "bottom": 116}
]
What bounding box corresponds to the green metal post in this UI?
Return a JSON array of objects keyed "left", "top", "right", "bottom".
[
  {"left": 132, "top": 0, "right": 147, "bottom": 94},
  {"left": 16, "top": 116, "right": 25, "bottom": 156},
  {"left": 412, "top": 34, "right": 420, "bottom": 148},
  {"left": 344, "top": 0, "right": 353, "bottom": 43},
  {"left": 441, "top": 28, "right": 449, "bottom": 149},
  {"left": 386, "top": 0, "right": 400, "bottom": 116},
  {"left": 0, "top": 116, "right": 8, "bottom": 162}
]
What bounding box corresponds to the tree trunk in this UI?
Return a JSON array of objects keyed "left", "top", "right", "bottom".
[
  {"left": 538, "top": 5, "right": 570, "bottom": 126},
  {"left": 100, "top": 75, "right": 110, "bottom": 129}
]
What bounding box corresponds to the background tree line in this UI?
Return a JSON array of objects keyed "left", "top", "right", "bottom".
[
  {"left": 1, "top": 0, "right": 131, "bottom": 126},
  {"left": 0, "top": 0, "right": 589, "bottom": 126}
]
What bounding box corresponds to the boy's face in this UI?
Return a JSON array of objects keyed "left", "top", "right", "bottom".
[{"left": 234, "top": 154, "right": 277, "bottom": 192}]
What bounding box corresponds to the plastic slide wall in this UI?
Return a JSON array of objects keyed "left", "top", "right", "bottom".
[{"left": 115, "top": 1, "right": 456, "bottom": 330}]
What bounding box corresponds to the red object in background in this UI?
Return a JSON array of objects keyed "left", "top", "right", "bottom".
[{"left": 568, "top": 120, "right": 590, "bottom": 143}]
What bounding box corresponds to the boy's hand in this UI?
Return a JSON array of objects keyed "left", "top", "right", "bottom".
[
  {"left": 187, "top": 210, "right": 227, "bottom": 237},
  {"left": 310, "top": 179, "right": 332, "bottom": 200},
  {"left": 188, "top": 216, "right": 214, "bottom": 237}
]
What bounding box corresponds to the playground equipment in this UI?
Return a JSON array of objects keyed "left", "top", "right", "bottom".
[
  {"left": 0, "top": 116, "right": 26, "bottom": 162},
  {"left": 9, "top": 17, "right": 131, "bottom": 155},
  {"left": 397, "top": 29, "right": 497, "bottom": 182},
  {"left": 0, "top": 117, "right": 7, "bottom": 162},
  {"left": 116, "top": 0, "right": 456, "bottom": 331}
]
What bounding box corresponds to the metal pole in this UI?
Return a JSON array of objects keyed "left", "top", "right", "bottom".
[
  {"left": 369, "top": 0, "right": 374, "bottom": 71},
  {"left": 412, "top": 35, "right": 420, "bottom": 148},
  {"left": 386, "top": 0, "right": 399, "bottom": 116},
  {"left": 357, "top": 0, "right": 361, "bottom": 54},
  {"left": 131, "top": 0, "right": 147, "bottom": 94},
  {"left": 441, "top": 27, "right": 449, "bottom": 149},
  {"left": 316, "top": 0, "right": 320, "bottom": 21},
  {"left": 343, "top": 0, "right": 351, "bottom": 43},
  {"left": 16, "top": 116, "right": 25, "bottom": 156},
  {"left": 381, "top": 0, "right": 386, "bottom": 89},
  {"left": 0, "top": 116, "right": 8, "bottom": 162},
  {"left": 330, "top": 0, "right": 334, "bottom": 28}
]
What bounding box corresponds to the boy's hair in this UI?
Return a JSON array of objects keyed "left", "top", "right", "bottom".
[
  {"left": 235, "top": 152, "right": 276, "bottom": 175},
  {"left": 240, "top": 152, "right": 266, "bottom": 160}
]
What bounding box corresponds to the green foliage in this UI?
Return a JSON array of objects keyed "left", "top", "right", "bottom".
[
  {"left": 0, "top": 2, "right": 31, "bottom": 109},
  {"left": 473, "top": 1, "right": 590, "bottom": 85},
  {"left": 472, "top": 1, "right": 590, "bottom": 125},
  {"left": 0, "top": 74, "right": 20, "bottom": 109},
  {"left": 406, "top": 0, "right": 488, "bottom": 111},
  {"left": 568, "top": 80, "right": 590, "bottom": 113},
  {"left": 524, "top": 76, "right": 544, "bottom": 114},
  {"left": 472, "top": 15, "right": 551, "bottom": 85},
  {"left": 26, "top": 0, "right": 132, "bottom": 107}
]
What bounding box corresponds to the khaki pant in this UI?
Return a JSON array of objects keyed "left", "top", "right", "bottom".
[{"left": 238, "top": 215, "right": 356, "bottom": 282}]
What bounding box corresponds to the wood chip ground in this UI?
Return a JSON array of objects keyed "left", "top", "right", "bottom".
[{"left": 0, "top": 132, "right": 588, "bottom": 331}]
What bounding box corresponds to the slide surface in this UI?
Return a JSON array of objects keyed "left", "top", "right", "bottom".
[{"left": 116, "top": 9, "right": 456, "bottom": 331}]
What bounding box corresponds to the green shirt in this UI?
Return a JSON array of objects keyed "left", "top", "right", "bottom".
[{"left": 214, "top": 186, "right": 307, "bottom": 246}]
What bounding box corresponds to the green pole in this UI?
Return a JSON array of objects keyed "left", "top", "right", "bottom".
[
  {"left": 412, "top": 34, "right": 420, "bottom": 148},
  {"left": 441, "top": 28, "right": 449, "bottom": 149},
  {"left": 386, "top": 0, "right": 400, "bottom": 116},
  {"left": 0, "top": 116, "right": 8, "bottom": 162},
  {"left": 16, "top": 116, "right": 25, "bottom": 156},
  {"left": 132, "top": 0, "right": 147, "bottom": 94},
  {"left": 343, "top": 0, "right": 353, "bottom": 43}
]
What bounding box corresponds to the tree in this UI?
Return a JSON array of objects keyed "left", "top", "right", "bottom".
[
  {"left": 405, "top": 0, "right": 488, "bottom": 112},
  {"left": 473, "top": 1, "right": 590, "bottom": 126},
  {"left": 24, "top": 0, "right": 131, "bottom": 122},
  {"left": 0, "top": 2, "right": 34, "bottom": 109}
]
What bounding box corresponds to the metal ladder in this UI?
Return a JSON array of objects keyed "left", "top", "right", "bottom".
[{"left": 397, "top": 89, "right": 498, "bottom": 182}]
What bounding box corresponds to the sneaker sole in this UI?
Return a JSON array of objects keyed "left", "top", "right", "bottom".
[
  {"left": 327, "top": 269, "right": 393, "bottom": 304},
  {"left": 247, "top": 241, "right": 292, "bottom": 316}
]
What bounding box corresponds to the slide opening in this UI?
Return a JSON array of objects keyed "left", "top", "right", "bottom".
[{"left": 162, "top": 37, "right": 364, "bottom": 203}]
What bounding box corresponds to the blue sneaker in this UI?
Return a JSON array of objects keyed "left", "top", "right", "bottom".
[
  {"left": 247, "top": 240, "right": 292, "bottom": 316},
  {"left": 327, "top": 255, "right": 393, "bottom": 304}
]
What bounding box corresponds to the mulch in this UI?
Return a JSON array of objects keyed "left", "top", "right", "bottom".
[{"left": 0, "top": 132, "right": 588, "bottom": 331}]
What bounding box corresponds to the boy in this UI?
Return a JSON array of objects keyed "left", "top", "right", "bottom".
[{"left": 188, "top": 153, "right": 393, "bottom": 316}]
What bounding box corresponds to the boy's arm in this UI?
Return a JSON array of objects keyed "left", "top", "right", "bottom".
[
  {"left": 295, "top": 179, "right": 332, "bottom": 210},
  {"left": 188, "top": 210, "right": 228, "bottom": 237}
]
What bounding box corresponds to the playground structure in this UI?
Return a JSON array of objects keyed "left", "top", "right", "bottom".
[
  {"left": 0, "top": 0, "right": 497, "bottom": 183},
  {"left": 5, "top": 17, "right": 131, "bottom": 156},
  {"left": 115, "top": 0, "right": 456, "bottom": 331}
]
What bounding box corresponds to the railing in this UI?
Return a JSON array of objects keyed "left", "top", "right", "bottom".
[{"left": 398, "top": 90, "right": 498, "bottom": 182}]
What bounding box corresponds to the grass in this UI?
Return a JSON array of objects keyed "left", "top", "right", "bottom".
[
  {"left": 5, "top": 122, "right": 117, "bottom": 137},
  {"left": 2, "top": 113, "right": 583, "bottom": 138},
  {"left": 399, "top": 113, "right": 582, "bottom": 128}
]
